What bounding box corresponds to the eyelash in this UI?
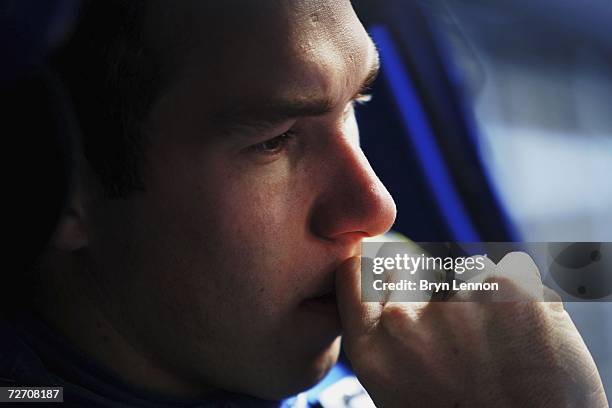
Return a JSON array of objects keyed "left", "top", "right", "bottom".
[
  {"left": 249, "top": 94, "right": 372, "bottom": 155},
  {"left": 250, "top": 130, "right": 295, "bottom": 155}
]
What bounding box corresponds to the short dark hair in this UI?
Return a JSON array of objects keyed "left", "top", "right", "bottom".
[{"left": 52, "top": 0, "right": 166, "bottom": 197}]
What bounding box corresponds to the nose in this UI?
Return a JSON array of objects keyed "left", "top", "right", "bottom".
[{"left": 310, "top": 139, "right": 397, "bottom": 243}]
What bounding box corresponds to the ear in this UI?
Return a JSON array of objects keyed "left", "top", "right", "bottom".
[{"left": 51, "top": 193, "right": 90, "bottom": 252}]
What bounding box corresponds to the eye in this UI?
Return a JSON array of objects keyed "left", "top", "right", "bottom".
[{"left": 250, "top": 130, "right": 295, "bottom": 154}]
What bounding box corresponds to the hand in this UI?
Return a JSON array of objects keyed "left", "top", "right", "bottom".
[{"left": 335, "top": 255, "right": 608, "bottom": 408}]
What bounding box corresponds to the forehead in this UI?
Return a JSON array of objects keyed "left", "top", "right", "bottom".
[{"left": 146, "top": 0, "right": 376, "bottom": 120}]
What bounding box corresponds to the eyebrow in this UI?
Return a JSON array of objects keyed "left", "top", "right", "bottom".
[{"left": 213, "top": 46, "right": 381, "bottom": 134}]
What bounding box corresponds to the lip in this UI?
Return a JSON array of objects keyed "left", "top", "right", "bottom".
[
  {"left": 299, "top": 255, "right": 356, "bottom": 318},
  {"left": 301, "top": 289, "right": 338, "bottom": 315}
]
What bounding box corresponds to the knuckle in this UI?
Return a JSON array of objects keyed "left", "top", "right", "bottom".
[
  {"left": 543, "top": 285, "right": 564, "bottom": 306},
  {"left": 483, "top": 274, "right": 514, "bottom": 287},
  {"left": 379, "top": 303, "right": 411, "bottom": 337},
  {"left": 482, "top": 275, "right": 536, "bottom": 302}
]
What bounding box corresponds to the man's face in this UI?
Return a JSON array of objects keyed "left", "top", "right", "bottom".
[{"left": 87, "top": 0, "right": 396, "bottom": 399}]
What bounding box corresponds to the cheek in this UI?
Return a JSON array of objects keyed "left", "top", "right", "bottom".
[
  {"left": 157, "top": 157, "right": 311, "bottom": 311},
  {"left": 210, "top": 173, "right": 303, "bottom": 274},
  {"left": 137, "top": 136, "right": 326, "bottom": 322}
]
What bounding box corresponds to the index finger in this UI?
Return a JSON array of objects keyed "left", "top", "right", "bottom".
[{"left": 335, "top": 257, "right": 383, "bottom": 338}]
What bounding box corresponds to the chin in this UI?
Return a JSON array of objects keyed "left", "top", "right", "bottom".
[
  {"left": 307, "top": 335, "right": 342, "bottom": 378},
  {"left": 286, "top": 335, "right": 343, "bottom": 398},
  {"left": 253, "top": 336, "right": 342, "bottom": 401}
]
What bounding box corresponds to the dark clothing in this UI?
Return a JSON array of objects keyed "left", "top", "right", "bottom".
[
  {"left": 0, "top": 313, "right": 364, "bottom": 407},
  {"left": 0, "top": 313, "right": 280, "bottom": 407}
]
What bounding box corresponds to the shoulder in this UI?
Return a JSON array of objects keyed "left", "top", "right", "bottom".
[{"left": 0, "top": 318, "right": 55, "bottom": 386}]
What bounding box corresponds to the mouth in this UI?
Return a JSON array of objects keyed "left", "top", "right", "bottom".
[
  {"left": 299, "top": 256, "right": 355, "bottom": 320},
  {"left": 301, "top": 287, "right": 338, "bottom": 315}
]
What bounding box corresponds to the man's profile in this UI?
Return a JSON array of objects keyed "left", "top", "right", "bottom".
[{"left": 0, "top": 1, "right": 608, "bottom": 407}]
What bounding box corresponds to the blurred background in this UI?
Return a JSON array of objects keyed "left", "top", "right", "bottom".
[
  {"left": 427, "top": 0, "right": 612, "bottom": 242},
  {"left": 353, "top": 0, "right": 612, "bottom": 398}
]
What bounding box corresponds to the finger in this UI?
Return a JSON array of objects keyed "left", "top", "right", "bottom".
[
  {"left": 335, "top": 256, "right": 383, "bottom": 338},
  {"left": 543, "top": 285, "right": 565, "bottom": 312},
  {"left": 461, "top": 254, "right": 497, "bottom": 282},
  {"left": 453, "top": 256, "right": 497, "bottom": 301},
  {"left": 497, "top": 251, "right": 542, "bottom": 281},
  {"left": 383, "top": 300, "right": 429, "bottom": 323},
  {"left": 496, "top": 251, "right": 544, "bottom": 300}
]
